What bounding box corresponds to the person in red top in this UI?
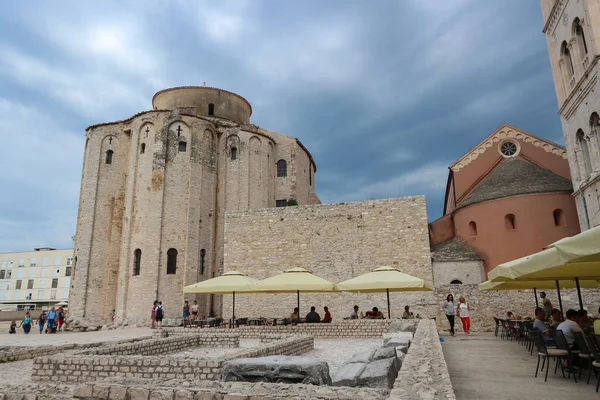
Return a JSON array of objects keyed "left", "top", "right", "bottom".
[{"left": 322, "top": 306, "right": 332, "bottom": 323}]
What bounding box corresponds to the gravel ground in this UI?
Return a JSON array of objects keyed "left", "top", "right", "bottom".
[
  {"left": 170, "top": 339, "right": 261, "bottom": 359},
  {"left": 0, "top": 359, "right": 35, "bottom": 386},
  {"left": 303, "top": 339, "right": 383, "bottom": 375}
]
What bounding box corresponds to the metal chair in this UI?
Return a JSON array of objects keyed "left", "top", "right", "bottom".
[
  {"left": 573, "top": 331, "right": 593, "bottom": 384},
  {"left": 550, "top": 329, "right": 578, "bottom": 382},
  {"left": 589, "top": 335, "right": 600, "bottom": 392},
  {"left": 531, "top": 330, "right": 568, "bottom": 382}
]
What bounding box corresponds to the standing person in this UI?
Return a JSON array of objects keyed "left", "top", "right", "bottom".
[
  {"left": 191, "top": 300, "right": 199, "bottom": 321},
  {"left": 322, "top": 306, "right": 332, "bottom": 323},
  {"left": 350, "top": 305, "right": 360, "bottom": 319},
  {"left": 57, "top": 307, "right": 66, "bottom": 331},
  {"left": 182, "top": 301, "right": 190, "bottom": 327},
  {"left": 155, "top": 301, "right": 164, "bottom": 329},
  {"left": 443, "top": 294, "right": 456, "bottom": 337},
  {"left": 37, "top": 311, "right": 47, "bottom": 334},
  {"left": 18, "top": 312, "right": 32, "bottom": 334},
  {"left": 457, "top": 296, "right": 471, "bottom": 336},
  {"left": 9, "top": 320, "right": 17, "bottom": 334},
  {"left": 540, "top": 292, "right": 552, "bottom": 317},
  {"left": 47, "top": 307, "right": 57, "bottom": 334},
  {"left": 151, "top": 301, "right": 158, "bottom": 329}
]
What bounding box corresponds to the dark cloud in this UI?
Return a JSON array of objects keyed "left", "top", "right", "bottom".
[{"left": 0, "top": 1, "right": 562, "bottom": 251}]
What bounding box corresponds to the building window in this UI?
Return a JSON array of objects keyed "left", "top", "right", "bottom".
[
  {"left": 38, "top": 290, "right": 44, "bottom": 300},
  {"left": 52, "top": 278, "right": 58, "bottom": 289},
  {"left": 277, "top": 160, "right": 287, "bottom": 177},
  {"left": 499, "top": 141, "right": 518, "bottom": 157},
  {"left": 5, "top": 270, "right": 11, "bottom": 279},
  {"left": 504, "top": 214, "right": 516, "bottom": 230},
  {"left": 553, "top": 209, "right": 565, "bottom": 226},
  {"left": 18, "top": 259, "right": 24, "bottom": 267},
  {"left": 591, "top": 113, "right": 600, "bottom": 155},
  {"left": 178, "top": 141, "right": 187, "bottom": 152},
  {"left": 53, "top": 268, "right": 60, "bottom": 277},
  {"left": 65, "top": 267, "right": 72, "bottom": 277},
  {"left": 30, "top": 258, "right": 37, "bottom": 267},
  {"left": 468, "top": 221, "right": 477, "bottom": 237},
  {"left": 561, "top": 41, "right": 574, "bottom": 77},
  {"left": 200, "top": 249, "right": 206, "bottom": 275},
  {"left": 231, "top": 147, "right": 237, "bottom": 161},
  {"left": 141, "top": 143, "right": 146, "bottom": 154},
  {"left": 0, "top": 270, "right": 4, "bottom": 279},
  {"left": 167, "top": 248, "right": 178, "bottom": 275},
  {"left": 577, "top": 129, "right": 592, "bottom": 176},
  {"left": 15, "top": 280, "right": 21, "bottom": 290},
  {"left": 309, "top": 169, "right": 312, "bottom": 186},
  {"left": 50, "top": 289, "right": 57, "bottom": 300},
  {"left": 208, "top": 103, "right": 215, "bottom": 116},
  {"left": 27, "top": 279, "right": 34, "bottom": 289},
  {"left": 450, "top": 280, "right": 463, "bottom": 285},
  {"left": 66, "top": 257, "right": 73, "bottom": 266},
  {"left": 41, "top": 268, "right": 47, "bottom": 278},
  {"left": 133, "top": 249, "right": 141, "bottom": 276},
  {"left": 106, "top": 150, "right": 114, "bottom": 164},
  {"left": 26, "top": 292, "right": 32, "bottom": 300},
  {"left": 42, "top": 257, "right": 49, "bottom": 266},
  {"left": 54, "top": 256, "right": 61, "bottom": 266},
  {"left": 574, "top": 18, "right": 588, "bottom": 56},
  {"left": 40, "top": 279, "right": 46, "bottom": 288},
  {"left": 276, "top": 199, "right": 287, "bottom": 207}
]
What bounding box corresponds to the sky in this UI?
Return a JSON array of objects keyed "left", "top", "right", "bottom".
[{"left": 0, "top": 0, "right": 562, "bottom": 252}]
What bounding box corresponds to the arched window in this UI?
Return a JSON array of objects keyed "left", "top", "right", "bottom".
[
  {"left": 133, "top": 249, "right": 141, "bottom": 276},
  {"left": 591, "top": 113, "right": 600, "bottom": 154},
  {"left": 140, "top": 143, "right": 146, "bottom": 154},
  {"left": 277, "top": 159, "right": 287, "bottom": 177},
  {"left": 231, "top": 147, "right": 237, "bottom": 161},
  {"left": 200, "top": 249, "right": 206, "bottom": 275},
  {"left": 208, "top": 103, "right": 215, "bottom": 116},
  {"left": 178, "top": 141, "right": 187, "bottom": 152},
  {"left": 167, "top": 248, "right": 177, "bottom": 275},
  {"left": 561, "top": 41, "right": 574, "bottom": 77},
  {"left": 504, "top": 214, "right": 516, "bottom": 230},
  {"left": 574, "top": 18, "right": 588, "bottom": 57},
  {"left": 450, "top": 279, "right": 463, "bottom": 285},
  {"left": 553, "top": 209, "right": 565, "bottom": 227},
  {"left": 577, "top": 129, "right": 592, "bottom": 176},
  {"left": 468, "top": 221, "right": 477, "bottom": 237},
  {"left": 105, "top": 150, "right": 113, "bottom": 165}
]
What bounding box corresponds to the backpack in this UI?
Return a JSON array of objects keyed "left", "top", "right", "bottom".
[
  {"left": 156, "top": 306, "right": 164, "bottom": 319},
  {"left": 58, "top": 311, "right": 65, "bottom": 320}
]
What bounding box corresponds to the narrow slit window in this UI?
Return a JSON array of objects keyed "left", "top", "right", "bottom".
[
  {"left": 178, "top": 141, "right": 187, "bottom": 152},
  {"left": 504, "top": 214, "right": 516, "bottom": 230},
  {"left": 133, "top": 249, "right": 141, "bottom": 276},
  {"left": 105, "top": 150, "right": 113, "bottom": 164},
  {"left": 208, "top": 103, "right": 215, "bottom": 116},
  {"left": 553, "top": 209, "right": 565, "bottom": 227},
  {"left": 140, "top": 143, "right": 146, "bottom": 154},
  {"left": 231, "top": 147, "right": 237, "bottom": 161},
  {"left": 200, "top": 249, "right": 206, "bottom": 275},
  {"left": 468, "top": 221, "right": 477, "bottom": 237},
  {"left": 167, "top": 248, "right": 177, "bottom": 275}
]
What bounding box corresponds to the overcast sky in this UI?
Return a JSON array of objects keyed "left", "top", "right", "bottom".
[{"left": 0, "top": 1, "right": 562, "bottom": 252}]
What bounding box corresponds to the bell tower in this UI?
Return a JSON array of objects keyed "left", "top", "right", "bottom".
[{"left": 541, "top": 0, "right": 600, "bottom": 230}]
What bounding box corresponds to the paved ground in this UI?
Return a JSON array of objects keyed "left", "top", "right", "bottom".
[
  {"left": 441, "top": 332, "right": 598, "bottom": 399},
  {"left": 0, "top": 320, "right": 152, "bottom": 347}
]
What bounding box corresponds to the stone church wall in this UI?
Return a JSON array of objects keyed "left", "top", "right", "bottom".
[{"left": 222, "top": 197, "right": 433, "bottom": 320}]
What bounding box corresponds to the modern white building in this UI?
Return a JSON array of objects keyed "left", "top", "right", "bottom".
[{"left": 0, "top": 248, "right": 73, "bottom": 311}]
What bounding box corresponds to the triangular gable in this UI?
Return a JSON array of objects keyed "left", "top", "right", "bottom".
[{"left": 449, "top": 123, "right": 567, "bottom": 172}]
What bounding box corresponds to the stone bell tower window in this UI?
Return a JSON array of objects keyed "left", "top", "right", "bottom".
[
  {"left": 277, "top": 160, "right": 287, "bottom": 177},
  {"left": 167, "top": 248, "right": 178, "bottom": 275},
  {"left": 200, "top": 249, "right": 206, "bottom": 275},
  {"left": 133, "top": 249, "right": 141, "bottom": 276},
  {"left": 208, "top": 103, "right": 215, "bottom": 116},
  {"left": 231, "top": 147, "right": 237, "bottom": 161},
  {"left": 178, "top": 141, "right": 187, "bottom": 152},
  {"left": 105, "top": 150, "right": 113, "bottom": 164}
]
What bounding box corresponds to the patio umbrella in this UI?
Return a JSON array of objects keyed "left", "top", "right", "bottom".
[
  {"left": 183, "top": 271, "right": 259, "bottom": 324},
  {"left": 336, "top": 266, "right": 433, "bottom": 319},
  {"left": 249, "top": 267, "right": 337, "bottom": 317},
  {"left": 546, "top": 225, "right": 600, "bottom": 262},
  {"left": 479, "top": 279, "right": 598, "bottom": 313}
]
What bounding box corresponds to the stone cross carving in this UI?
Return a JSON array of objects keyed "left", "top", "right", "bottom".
[
  {"left": 177, "top": 125, "right": 182, "bottom": 137},
  {"left": 145, "top": 126, "right": 150, "bottom": 138}
]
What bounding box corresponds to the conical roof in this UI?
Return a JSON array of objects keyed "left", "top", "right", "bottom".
[{"left": 459, "top": 158, "right": 573, "bottom": 208}]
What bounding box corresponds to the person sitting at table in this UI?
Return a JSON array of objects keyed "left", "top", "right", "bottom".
[
  {"left": 550, "top": 309, "right": 563, "bottom": 328},
  {"left": 402, "top": 306, "right": 411, "bottom": 319},
  {"left": 578, "top": 309, "right": 592, "bottom": 333},
  {"left": 365, "top": 307, "right": 384, "bottom": 319},
  {"left": 290, "top": 307, "right": 300, "bottom": 324},
  {"left": 322, "top": 306, "right": 332, "bottom": 323},
  {"left": 305, "top": 306, "right": 321, "bottom": 323},
  {"left": 594, "top": 306, "right": 600, "bottom": 334},
  {"left": 557, "top": 309, "right": 584, "bottom": 350},
  {"left": 533, "top": 307, "right": 553, "bottom": 343},
  {"left": 506, "top": 311, "right": 514, "bottom": 319},
  {"left": 350, "top": 305, "right": 360, "bottom": 319}
]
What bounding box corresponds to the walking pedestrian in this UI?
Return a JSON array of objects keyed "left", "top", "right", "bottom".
[
  {"left": 18, "top": 311, "right": 32, "bottom": 334},
  {"left": 37, "top": 311, "right": 47, "bottom": 334},
  {"left": 9, "top": 320, "right": 17, "bottom": 334},
  {"left": 151, "top": 300, "right": 158, "bottom": 329},
  {"left": 443, "top": 294, "right": 456, "bottom": 336},
  {"left": 155, "top": 301, "right": 164, "bottom": 329},
  {"left": 182, "top": 301, "right": 190, "bottom": 327},
  {"left": 457, "top": 296, "right": 471, "bottom": 336},
  {"left": 57, "top": 307, "right": 66, "bottom": 331},
  {"left": 191, "top": 300, "right": 199, "bottom": 321},
  {"left": 47, "top": 307, "right": 57, "bottom": 334}
]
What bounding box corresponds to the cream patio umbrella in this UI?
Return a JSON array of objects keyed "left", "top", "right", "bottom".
[
  {"left": 249, "top": 267, "right": 337, "bottom": 317},
  {"left": 183, "top": 271, "right": 259, "bottom": 324},
  {"left": 547, "top": 225, "right": 600, "bottom": 262},
  {"left": 336, "top": 266, "right": 433, "bottom": 319}
]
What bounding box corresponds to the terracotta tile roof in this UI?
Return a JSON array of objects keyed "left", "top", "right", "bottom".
[
  {"left": 431, "top": 238, "right": 482, "bottom": 261},
  {"left": 459, "top": 158, "right": 573, "bottom": 208}
]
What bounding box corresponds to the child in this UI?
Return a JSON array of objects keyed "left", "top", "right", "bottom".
[{"left": 9, "top": 320, "right": 16, "bottom": 334}]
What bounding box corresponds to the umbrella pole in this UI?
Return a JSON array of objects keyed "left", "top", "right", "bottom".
[
  {"left": 555, "top": 280, "right": 563, "bottom": 315},
  {"left": 534, "top": 287, "right": 539, "bottom": 307},
  {"left": 575, "top": 277, "right": 584, "bottom": 310},
  {"left": 386, "top": 288, "right": 391, "bottom": 319},
  {"left": 232, "top": 291, "right": 235, "bottom": 329},
  {"left": 297, "top": 290, "right": 300, "bottom": 319}
]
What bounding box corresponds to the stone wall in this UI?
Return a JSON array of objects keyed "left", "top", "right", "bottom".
[
  {"left": 31, "top": 335, "right": 313, "bottom": 383},
  {"left": 389, "top": 319, "right": 456, "bottom": 400},
  {"left": 223, "top": 197, "right": 432, "bottom": 320}
]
